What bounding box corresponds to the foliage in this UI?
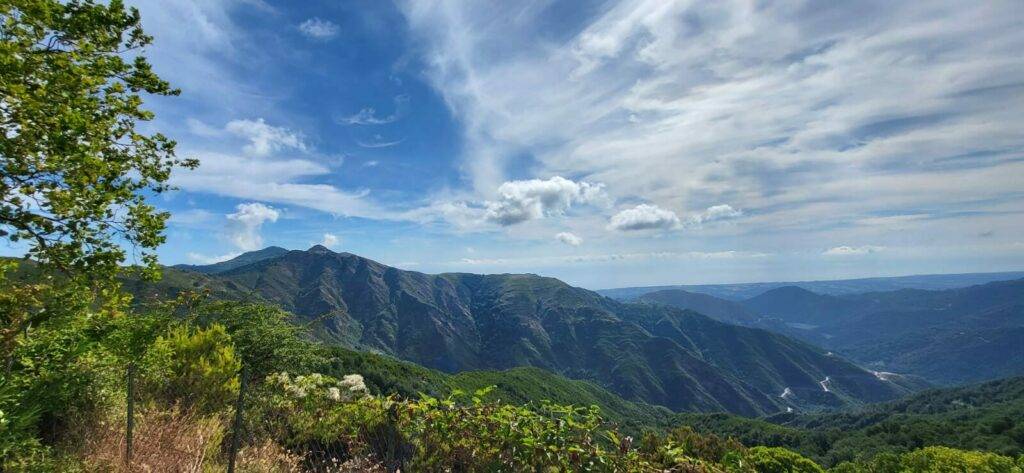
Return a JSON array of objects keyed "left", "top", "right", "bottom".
[
  {"left": 188, "top": 300, "right": 328, "bottom": 380},
  {"left": 0, "top": 0, "right": 196, "bottom": 279},
  {"left": 744, "top": 446, "right": 824, "bottom": 473},
  {"left": 671, "top": 376, "right": 1024, "bottom": 467},
  {"left": 141, "top": 324, "right": 240, "bottom": 412}
]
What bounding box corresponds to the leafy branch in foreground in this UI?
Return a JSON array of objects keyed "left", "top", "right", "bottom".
[{"left": 1, "top": 0, "right": 196, "bottom": 281}]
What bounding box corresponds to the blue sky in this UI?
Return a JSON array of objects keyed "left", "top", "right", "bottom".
[{"left": 16, "top": 0, "right": 1023, "bottom": 289}]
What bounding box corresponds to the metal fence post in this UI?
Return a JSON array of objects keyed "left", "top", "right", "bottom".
[
  {"left": 126, "top": 362, "right": 135, "bottom": 465},
  {"left": 227, "top": 364, "right": 248, "bottom": 473}
]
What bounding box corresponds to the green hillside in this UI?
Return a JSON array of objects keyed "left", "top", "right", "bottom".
[
  {"left": 159, "top": 246, "right": 915, "bottom": 415},
  {"left": 672, "top": 376, "right": 1024, "bottom": 466}
]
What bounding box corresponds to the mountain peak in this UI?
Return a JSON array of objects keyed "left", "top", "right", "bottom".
[
  {"left": 173, "top": 245, "right": 290, "bottom": 275},
  {"left": 308, "top": 244, "right": 334, "bottom": 254}
]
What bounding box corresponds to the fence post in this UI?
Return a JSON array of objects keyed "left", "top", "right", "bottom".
[
  {"left": 227, "top": 364, "right": 248, "bottom": 473},
  {"left": 126, "top": 362, "right": 135, "bottom": 466}
]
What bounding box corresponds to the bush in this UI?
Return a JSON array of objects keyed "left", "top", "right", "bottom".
[
  {"left": 744, "top": 446, "right": 824, "bottom": 473},
  {"left": 142, "top": 324, "right": 240, "bottom": 412},
  {"left": 898, "top": 446, "right": 1020, "bottom": 472}
]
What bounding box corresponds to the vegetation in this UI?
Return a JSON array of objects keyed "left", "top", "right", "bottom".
[
  {"left": 2, "top": 1, "right": 1023, "bottom": 472},
  {"left": 671, "top": 376, "right": 1024, "bottom": 466}
]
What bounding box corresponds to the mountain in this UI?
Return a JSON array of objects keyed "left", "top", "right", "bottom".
[
  {"left": 637, "top": 289, "right": 758, "bottom": 325},
  {"left": 742, "top": 286, "right": 863, "bottom": 326},
  {"left": 165, "top": 246, "right": 916, "bottom": 415},
  {"left": 599, "top": 270, "right": 1024, "bottom": 301},
  {"left": 674, "top": 376, "right": 1024, "bottom": 466},
  {"left": 171, "top": 246, "right": 289, "bottom": 274},
  {"left": 637, "top": 281, "right": 1024, "bottom": 386}
]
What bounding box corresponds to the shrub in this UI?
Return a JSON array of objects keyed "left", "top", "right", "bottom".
[
  {"left": 744, "top": 446, "right": 824, "bottom": 473},
  {"left": 141, "top": 324, "right": 240, "bottom": 412},
  {"left": 898, "top": 446, "right": 1020, "bottom": 473}
]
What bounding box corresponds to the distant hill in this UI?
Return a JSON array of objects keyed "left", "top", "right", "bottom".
[
  {"left": 171, "top": 246, "right": 289, "bottom": 274},
  {"left": 599, "top": 270, "right": 1024, "bottom": 301},
  {"left": 674, "top": 376, "right": 1024, "bottom": 466},
  {"left": 157, "top": 246, "right": 917, "bottom": 415},
  {"left": 636, "top": 280, "right": 1024, "bottom": 386}
]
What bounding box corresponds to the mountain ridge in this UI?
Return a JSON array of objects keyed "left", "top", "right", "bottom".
[
  {"left": 636, "top": 280, "right": 1024, "bottom": 385},
  {"left": 600, "top": 270, "right": 1024, "bottom": 300},
  {"left": 158, "top": 246, "right": 917, "bottom": 415}
]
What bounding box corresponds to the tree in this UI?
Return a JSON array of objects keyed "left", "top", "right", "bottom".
[{"left": 0, "top": 0, "right": 196, "bottom": 280}]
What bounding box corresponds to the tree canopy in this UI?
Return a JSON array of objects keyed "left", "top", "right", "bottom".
[{"left": 0, "top": 0, "right": 196, "bottom": 280}]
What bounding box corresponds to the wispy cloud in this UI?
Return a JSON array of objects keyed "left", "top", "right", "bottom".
[
  {"left": 339, "top": 95, "right": 409, "bottom": 125},
  {"left": 401, "top": 0, "right": 1024, "bottom": 240},
  {"left": 454, "top": 249, "right": 770, "bottom": 267},
  {"left": 823, "top": 245, "right": 886, "bottom": 256},
  {"left": 555, "top": 232, "right": 582, "bottom": 246},
  {"left": 298, "top": 18, "right": 339, "bottom": 40},
  {"left": 225, "top": 118, "right": 306, "bottom": 157},
  {"left": 356, "top": 135, "right": 405, "bottom": 148}
]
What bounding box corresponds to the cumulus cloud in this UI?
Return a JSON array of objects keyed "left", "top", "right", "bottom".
[
  {"left": 686, "top": 204, "right": 743, "bottom": 226},
  {"left": 823, "top": 245, "right": 886, "bottom": 256},
  {"left": 298, "top": 18, "right": 339, "bottom": 40},
  {"left": 225, "top": 118, "right": 306, "bottom": 157},
  {"left": 320, "top": 233, "right": 340, "bottom": 248},
  {"left": 608, "top": 204, "right": 680, "bottom": 231},
  {"left": 226, "top": 202, "right": 279, "bottom": 251},
  {"left": 555, "top": 232, "right": 582, "bottom": 246},
  {"left": 484, "top": 176, "right": 607, "bottom": 226}
]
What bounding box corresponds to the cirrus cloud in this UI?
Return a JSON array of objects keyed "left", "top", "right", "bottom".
[{"left": 823, "top": 245, "right": 886, "bottom": 256}]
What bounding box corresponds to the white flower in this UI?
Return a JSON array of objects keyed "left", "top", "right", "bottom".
[
  {"left": 340, "top": 374, "right": 367, "bottom": 393},
  {"left": 328, "top": 387, "right": 341, "bottom": 401}
]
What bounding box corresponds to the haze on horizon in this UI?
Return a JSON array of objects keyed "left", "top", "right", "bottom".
[{"left": 3, "top": 0, "right": 1021, "bottom": 289}]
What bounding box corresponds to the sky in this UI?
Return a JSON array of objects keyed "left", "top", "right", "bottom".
[{"left": 11, "top": 0, "right": 1023, "bottom": 289}]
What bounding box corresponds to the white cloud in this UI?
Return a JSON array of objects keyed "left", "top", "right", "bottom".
[
  {"left": 454, "top": 249, "right": 769, "bottom": 267},
  {"left": 555, "top": 232, "right": 582, "bottom": 246},
  {"left": 226, "top": 202, "right": 279, "bottom": 251},
  {"left": 686, "top": 204, "right": 743, "bottom": 226},
  {"left": 355, "top": 137, "right": 404, "bottom": 148},
  {"left": 341, "top": 108, "right": 396, "bottom": 125},
  {"left": 484, "top": 176, "right": 607, "bottom": 226},
  {"left": 339, "top": 95, "right": 409, "bottom": 125},
  {"left": 225, "top": 118, "right": 306, "bottom": 157},
  {"left": 401, "top": 1, "right": 1024, "bottom": 244},
  {"left": 823, "top": 245, "right": 886, "bottom": 256},
  {"left": 187, "top": 251, "right": 242, "bottom": 264},
  {"left": 320, "top": 233, "right": 340, "bottom": 248},
  {"left": 608, "top": 204, "right": 680, "bottom": 231},
  {"left": 298, "top": 18, "right": 339, "bottom": 40}
]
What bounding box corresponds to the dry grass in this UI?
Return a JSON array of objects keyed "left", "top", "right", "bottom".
[
  {"left": 78, "top": 407, "right": 225, "bottom": 472},
  {"left": 73, "top": 407, "right": 387, "bottom": 472},
  {"left": 234, "top": 440, "right": 302, "bottom": 472}
]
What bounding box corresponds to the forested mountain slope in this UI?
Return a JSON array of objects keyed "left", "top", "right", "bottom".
[
  {"left": 159, "top": 246, "right": 916, "bottom": 415},
  {"left": 637, "top": 280, "right": 1024, "bottom": 386}
]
